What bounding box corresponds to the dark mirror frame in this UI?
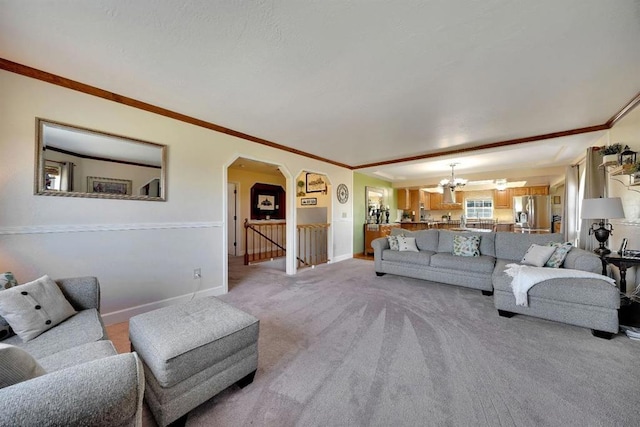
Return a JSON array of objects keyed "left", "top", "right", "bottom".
[{"left": 34, "top": 118, "right": 167, "bottom": 201}]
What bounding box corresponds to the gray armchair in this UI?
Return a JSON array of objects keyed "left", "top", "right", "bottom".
[{"left": 0, "top": 276, "right": 145, "bottom": 426}]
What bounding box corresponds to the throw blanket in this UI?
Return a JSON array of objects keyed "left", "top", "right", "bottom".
[{"left": 504, "top": 263, "right": 616, "bottom": 307}]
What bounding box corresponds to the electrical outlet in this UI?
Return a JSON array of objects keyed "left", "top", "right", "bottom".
[{"left": 193, "top": 268, "right": 201, "bottom": 279}]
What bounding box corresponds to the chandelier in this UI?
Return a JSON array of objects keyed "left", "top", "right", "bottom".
[
  {"left": 439, "top": 163, "right": 466, "bottom": 204},
  {"left": 439, "top": 163, "right": 467, "bottom": 191}
]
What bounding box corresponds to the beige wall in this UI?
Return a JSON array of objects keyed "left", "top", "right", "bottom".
[{"left": 0, "top": 70, "right": 353, "bottom": 323}]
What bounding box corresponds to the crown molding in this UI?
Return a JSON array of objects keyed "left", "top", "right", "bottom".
[
  {"left": 0, "top": 58, "right": 351, "bottom": 170},
  {"left": 2, "top": 57, "right": 637, "bottom": 172}
]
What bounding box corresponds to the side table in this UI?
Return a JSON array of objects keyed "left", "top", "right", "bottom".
[{"left": 602, "top": 253, "right": 640, "bottom": 327}]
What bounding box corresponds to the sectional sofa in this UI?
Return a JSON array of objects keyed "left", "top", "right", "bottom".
[{"left": 372, "top": 229, "right": 620, "bottom": 338}]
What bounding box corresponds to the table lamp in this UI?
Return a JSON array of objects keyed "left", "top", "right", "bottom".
[{"left": 581, "top": 197, "right": 625, "bottom": 255}]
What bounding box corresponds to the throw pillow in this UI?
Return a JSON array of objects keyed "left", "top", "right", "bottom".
[
  {"left": 521, "top": 244, "right": 556, "bottom": 267},
  {"left": 452, "top": 235, "right": 481, "bottom": 257},
  {"left": 397, "top": 236, "right": 419, "bottom": 252},
  {"left": 0, "top": 272, "right": 18, "bottom": 290},
  {"left": 0, "top": 318, "right": 13, "bottom": 340},
  {"left": 0, "top": 343, "right": 46, "bottom": 388},
  {"left": 387, "top": 235, "right": 400, "bottom": 251},
  {"left": 0, "top": 275, "right": 77, "bottom": 342},
  {"left": 0, "top": 272, "right": 19, "bottom": 340},
  {"left": 545, "top": 242, "right": 573, "bottom": 268}
]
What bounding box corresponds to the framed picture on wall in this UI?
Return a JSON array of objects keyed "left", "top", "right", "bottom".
[
  {"left": 552, "top": 196, "right": 561, "bottom": 205},
  {"left": 250, "top": 183, "right": 285, "bottom": 220},
  {"left": 301, "top": 197, "right": 317, "bottom": 206},
  {"left": 257, "top": 194, "right": 276, "bottom": 210},
  {"left": 306, "top": 173, "right": 327, "bottom": 193},
  {"left": 87, "top": 176, "right": 132, "bottom": 195}
]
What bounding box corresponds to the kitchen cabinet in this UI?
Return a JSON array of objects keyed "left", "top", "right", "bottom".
[
  {"left": 529, "top": 186, "right": 549, "bottom": 195},
  {"left": 397, "top": 188, "right": 410, "bottom": 210},
  {"left": 430, "top": 192, "right": 442, "bottom": 210},
  {"left": 495, "top": 223, "right": 514, "bottom": 232},
  {"left": 510, "top": 187, "right": 530, "bottom": 197},
  {"left": 493, "top": 189, "right": 511, "bottom": 209},
  {"left": 410, "top": 189, "right": 426, "bottom": 217},
  {"left": 429, "top": 191, "right": 461, "bottom": 210},
  {"left": 421, "top": 190, "right": 430, "bottom": 210},
  {"left": 364, "top": 223, "right": 400, "bottom": 255}
]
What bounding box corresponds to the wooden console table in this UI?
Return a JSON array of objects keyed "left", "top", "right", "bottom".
[{"left": 364, "top": 223, "right": 400, "bottom": 256}]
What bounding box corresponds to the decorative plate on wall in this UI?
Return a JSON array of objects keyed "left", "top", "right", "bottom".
[{"left": 337, "top": 183, "right": 349, "bottom": 204}]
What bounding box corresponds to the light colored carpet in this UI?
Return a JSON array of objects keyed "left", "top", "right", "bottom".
[{"left": 177, "top": 257, "right": 639, "bottom": 426}]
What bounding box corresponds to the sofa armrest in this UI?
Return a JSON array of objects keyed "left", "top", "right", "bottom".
[
  {"left": 563, "top": 248, "right": 602, "bottom": 274},
  {"left": 56, "top": 276, "right": 101, "bottom": 312},
  {"left": 372, "top": 237, "right": 390, "bottom": 272},
  {"left": 0, "top": 352, "right": 145, "bottom": 427}
]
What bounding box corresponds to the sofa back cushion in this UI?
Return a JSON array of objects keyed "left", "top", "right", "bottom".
[
  {"left": 495, "top": 232, "right": 564, "bottom": 261},
  {"left": 437, "top": 230, "right": 496, "bottom": 257},
  {"left": 414, "top": 229, "right": 439, "bottom": 252}
]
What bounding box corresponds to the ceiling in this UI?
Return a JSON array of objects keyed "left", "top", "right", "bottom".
[{"left": 1, "top": 1, "right": 639, "bottom": 187}]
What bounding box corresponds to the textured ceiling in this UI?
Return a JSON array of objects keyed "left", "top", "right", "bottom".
[{"left": 1, "top": 1, "right": 639, "bottom": 185}]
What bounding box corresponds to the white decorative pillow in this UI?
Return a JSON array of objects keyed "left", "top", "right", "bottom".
[
  {"left": 0, "top": 343, "right": 46, "bottom": 388},
  {"left": 397, "top": 236, "right": 419, "bottom": 252},
  {"left": 545, "top": 242, "right": 573, "bottom": 268},
  {"left": 521, "top": 244, "right": 556, "bottom": 267},
  {"left": 452, "top": 235, "right": 481, "bottom": 257},
  {"left": 387, "top": 235, "right": 400, "bottom": 251},
  {"left": 0, "top": 275, "right": 77, "bottom": 342}
]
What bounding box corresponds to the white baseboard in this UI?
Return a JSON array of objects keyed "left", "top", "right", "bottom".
[
  {"left": 102, "top": 285, "right": 226, "bottom": 325},
  {"left": 330, "top": 253, "right": 353, "bottom": 263}
]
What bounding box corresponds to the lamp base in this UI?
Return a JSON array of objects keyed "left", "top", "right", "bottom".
[{"left": 590, "top": 221, "right": 613, "bottom": 256}]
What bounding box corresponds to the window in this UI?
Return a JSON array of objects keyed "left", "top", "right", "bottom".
[{"left": 465, "top": 199, "right": 493, "bottom": 219}]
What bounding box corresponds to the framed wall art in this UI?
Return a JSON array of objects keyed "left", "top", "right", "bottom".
[
  {"left": 250, "top": 183, "right": 285, "bottom": 220},
  {"left": 87, "top": 176, "right": 132, "bottom": 195},
  {"left": 306, "top": 173, "right": 327, "bottom": 193},
  {"left": 301, "top": 197, "right": 317, "bottom": 206}
]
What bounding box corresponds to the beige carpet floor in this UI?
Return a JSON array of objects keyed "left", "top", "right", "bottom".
[{"left": 111, "top": 257, "right": 640, "bottom": 426}]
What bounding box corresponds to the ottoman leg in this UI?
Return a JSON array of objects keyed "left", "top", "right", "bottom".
[
  {"left": 591, "top": 329, "right": 614, "bottom": 340},
  {"left": 236, "top": 370, "right": 256, "bottom": 389},
  {"left": 167, "top": 413, "right": 188, "bottom": 427},
  {"left": 498, "top": 309, "right": 516, "bottom": 318}
]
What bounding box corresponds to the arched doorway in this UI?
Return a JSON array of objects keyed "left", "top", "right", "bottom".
[
  {"left": 295, "top": 170, "right": 331, "bottom": 269},
  {"left": 227, "top": 157, "right": 288, "bottom": 272}
]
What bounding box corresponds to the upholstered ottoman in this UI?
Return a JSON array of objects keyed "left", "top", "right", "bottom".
[{"left": 129, "top": 297, "right": 259, "bottom": 426}]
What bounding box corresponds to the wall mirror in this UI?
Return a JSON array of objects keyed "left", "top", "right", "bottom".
[
  {"left": 365, "top": 186, "right": 386, "bottom": 223},
  {"left": 35, "top": 119, "right": 167, "bottom": 201}
]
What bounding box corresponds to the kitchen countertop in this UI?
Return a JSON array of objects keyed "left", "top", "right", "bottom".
[{"left": 397, "top": 221, "right": 516, "bottom": 225}]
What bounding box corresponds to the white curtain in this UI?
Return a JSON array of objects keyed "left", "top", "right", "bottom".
[
  {"left": 562, "top": 165, "right": 579, "bottom": 244},
  {"left": 59, "top": 162, "right": 74, "bottom": 192},
  {"left": 578, "top": 147, "right": 606, "bottom": 251}
]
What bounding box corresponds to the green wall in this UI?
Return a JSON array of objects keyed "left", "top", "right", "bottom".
[{"left": 353, "top": 172, "right": 396, "bottom": 254}]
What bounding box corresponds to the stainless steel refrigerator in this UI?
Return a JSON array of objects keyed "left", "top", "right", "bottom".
[{"left": 513, "top": 195, "right": 551, "bottom": 231}]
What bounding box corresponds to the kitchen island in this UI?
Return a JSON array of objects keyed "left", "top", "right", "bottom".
[{"left": 398, "top": 221, "right": 515, "bottom": 232}]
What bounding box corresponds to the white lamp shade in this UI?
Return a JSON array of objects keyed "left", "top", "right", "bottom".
[{"left": 581, "top": 197, "right": 625, "bottom": 220}]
